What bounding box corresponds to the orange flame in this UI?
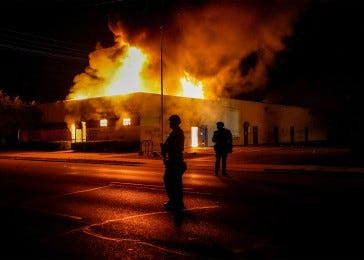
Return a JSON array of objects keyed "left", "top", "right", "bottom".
[
  {"left": 67, "top": 39, "right": 205, "bottom": 100},
  {"left": 180, "top": 72, "right": 204, "bottom": 99},
  {"left": 107, "top": 46, "right": 147, "bottom": 96}
]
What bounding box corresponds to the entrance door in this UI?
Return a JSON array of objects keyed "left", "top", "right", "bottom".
[
  {"left": 243, "top": 122, "right": 249, "bottom": 145},
  {"left": 191, "top": 127, "right": 198, "bottom": 147},
  {"left": 72, "top": 121, "right": 87, "bottom": 143},
  {"left": 274, "top": 126, "right": 279, "bottom": 144},
  {"left": 252, "top": 126, "right": 258, "bottom": 145},
  {"left": 305, "top": 127, "right": 308, "bottom": 143},
  {"left": 191, "top": 125, "right": 208, "bottom": 147},
  {"left": 290, "top": 126, "right": 295, "bottom": 143},
  {"left": 199, "top": 125, "right": 208, "bottom": 147}
]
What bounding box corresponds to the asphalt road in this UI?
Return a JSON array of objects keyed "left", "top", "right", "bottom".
[{"left": 0, "top": 146, "right": 363, "bottom": 259}]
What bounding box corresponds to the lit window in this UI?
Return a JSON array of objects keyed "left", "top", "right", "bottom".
[
  {"left": 123, "top": 118, "right": 131, "bottom": 126},
  {"left": 100, "top": 119, "right": 107, "bottom": 127}
]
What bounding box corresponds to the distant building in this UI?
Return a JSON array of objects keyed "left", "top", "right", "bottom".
[{"left": 28, "top": 92, "right": 327, "bottom": 152}]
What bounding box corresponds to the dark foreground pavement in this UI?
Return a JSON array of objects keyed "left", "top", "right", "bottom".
[{"left": 1, "top": 145, "right": 364, "bottom": 259}]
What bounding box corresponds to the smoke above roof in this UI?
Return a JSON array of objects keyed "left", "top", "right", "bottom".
[{"left": 67, "top": 0, "right": 309, "bottom": 100}]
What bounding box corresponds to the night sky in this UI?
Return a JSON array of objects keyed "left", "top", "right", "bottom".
[{"left": 1, "top": 0, "right": 363, "bottom": 118}]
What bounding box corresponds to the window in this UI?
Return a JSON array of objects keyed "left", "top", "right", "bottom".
[
  {"left": 100, "top": 119, "right": 107, "bottom": 127},
  {"left": 123, "top": 118, "right": 131, "bottom": 126}
]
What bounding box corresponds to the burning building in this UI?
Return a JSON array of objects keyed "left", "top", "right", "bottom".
[
  {"left": 19, "top": 1, "right": 328, "bottom": 151},
  {"left": 34, "top": 93, "right": 327, "bottom": 153}
]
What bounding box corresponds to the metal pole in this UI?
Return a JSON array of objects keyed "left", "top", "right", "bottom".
[{"left": 160, "top": 25, "right": 164, "bottom": 145}]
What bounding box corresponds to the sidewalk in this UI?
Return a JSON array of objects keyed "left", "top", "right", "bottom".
[
  {"left": 0, "top": 150, "right": 147, "bottom": 166},
  {"left": 0, "top": 148, "right": 212, "bottom": 165},
  {"left": 1, "top": 147, "right": 364, "bottom": 174}
]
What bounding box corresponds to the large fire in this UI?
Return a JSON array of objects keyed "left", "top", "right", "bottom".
[
  {"left": 105, "top": 46, "right": 147, "bottom": 97},
  {"left": 64, "top": 1, "right": 307, "bottom": 146},
  {"left": 180, "top": 72, "right": 204, "bottom": 99},
  {"left": 67, "top": 39, "right": 205, "bottom": 101},
  {"left": 66, "top": 2, "right": 307, "bottom": 102}
]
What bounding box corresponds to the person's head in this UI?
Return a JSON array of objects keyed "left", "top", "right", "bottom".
[
  {"left": 169, "top": 114, "right": 181, "bottom": 128},
  {"left": 216, "top": 121, "right": 224, "bottom": 130}
]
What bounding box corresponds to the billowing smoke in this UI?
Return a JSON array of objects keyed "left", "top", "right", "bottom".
[
  {"left": 67, "top": 0, "right": 308, "bottom": 101},
  {"left": 163, "top": 0, "right": 308, "bottom": 98}
]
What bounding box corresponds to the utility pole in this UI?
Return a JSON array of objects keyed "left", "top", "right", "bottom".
[{"left": 160, "top": 25, "right": 164, "bottom": 145}]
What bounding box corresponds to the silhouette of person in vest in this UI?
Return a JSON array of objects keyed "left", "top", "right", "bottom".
[
  {"left": 161, "top": 115, "right": 186, "bottom": 211},
  {"left": 212, "top": 121, "right": 232, "bottom": 176}
]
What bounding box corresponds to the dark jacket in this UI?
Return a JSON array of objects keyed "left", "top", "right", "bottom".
[
  {"left": 212, "top": 127, "right": 233, "bottom": 153},
  {"left": 163, "top": 126, "right": 185, "bottom": 163}
]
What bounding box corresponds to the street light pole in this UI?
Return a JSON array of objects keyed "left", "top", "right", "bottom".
[{"left": 160, "top": 25, "right": 164, "bottom": 145}]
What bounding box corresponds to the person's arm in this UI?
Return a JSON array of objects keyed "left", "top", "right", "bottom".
[{"left": 161, "top": 137, "right": 169, "bottom": 165}]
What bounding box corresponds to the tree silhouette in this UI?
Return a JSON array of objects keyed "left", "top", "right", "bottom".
[{"left": 0, "top": 90, "right": 41, "bottom": 146}]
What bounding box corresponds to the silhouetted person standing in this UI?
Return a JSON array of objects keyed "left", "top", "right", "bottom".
[
  {"left": 212, "top": 121, "right": 232, "bottom": 176},
  {"left": 161, "top": 115, "right": 186, "bottom": 211}
]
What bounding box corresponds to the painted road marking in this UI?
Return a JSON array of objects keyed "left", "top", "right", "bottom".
[{"left": 82, "top": 205, "right": 221, "bottom": 256}]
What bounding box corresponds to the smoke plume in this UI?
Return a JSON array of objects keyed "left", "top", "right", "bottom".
[{"left": 67, "top": 0, "right": 309, "bottom": 100}]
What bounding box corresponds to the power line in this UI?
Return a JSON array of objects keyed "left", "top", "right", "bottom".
[
  {"left": 0, "top": 28, "right": 93, "bottom": 62},
  {"left": 0, "top": 43, "right": 88, "bottom": 62},
  {"left": 0, "top": 28, "right": 94, "bottom": 50},
  {"left": 1, "top": 0, "right": 125, "bottom": 9},
  {"left": 1, "top": 38, "right": 90, "bottom": 57}
]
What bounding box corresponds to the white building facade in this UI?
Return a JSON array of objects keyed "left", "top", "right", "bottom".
[{"left": 34, "top": 93, "right": 327, "bottom": 152}]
